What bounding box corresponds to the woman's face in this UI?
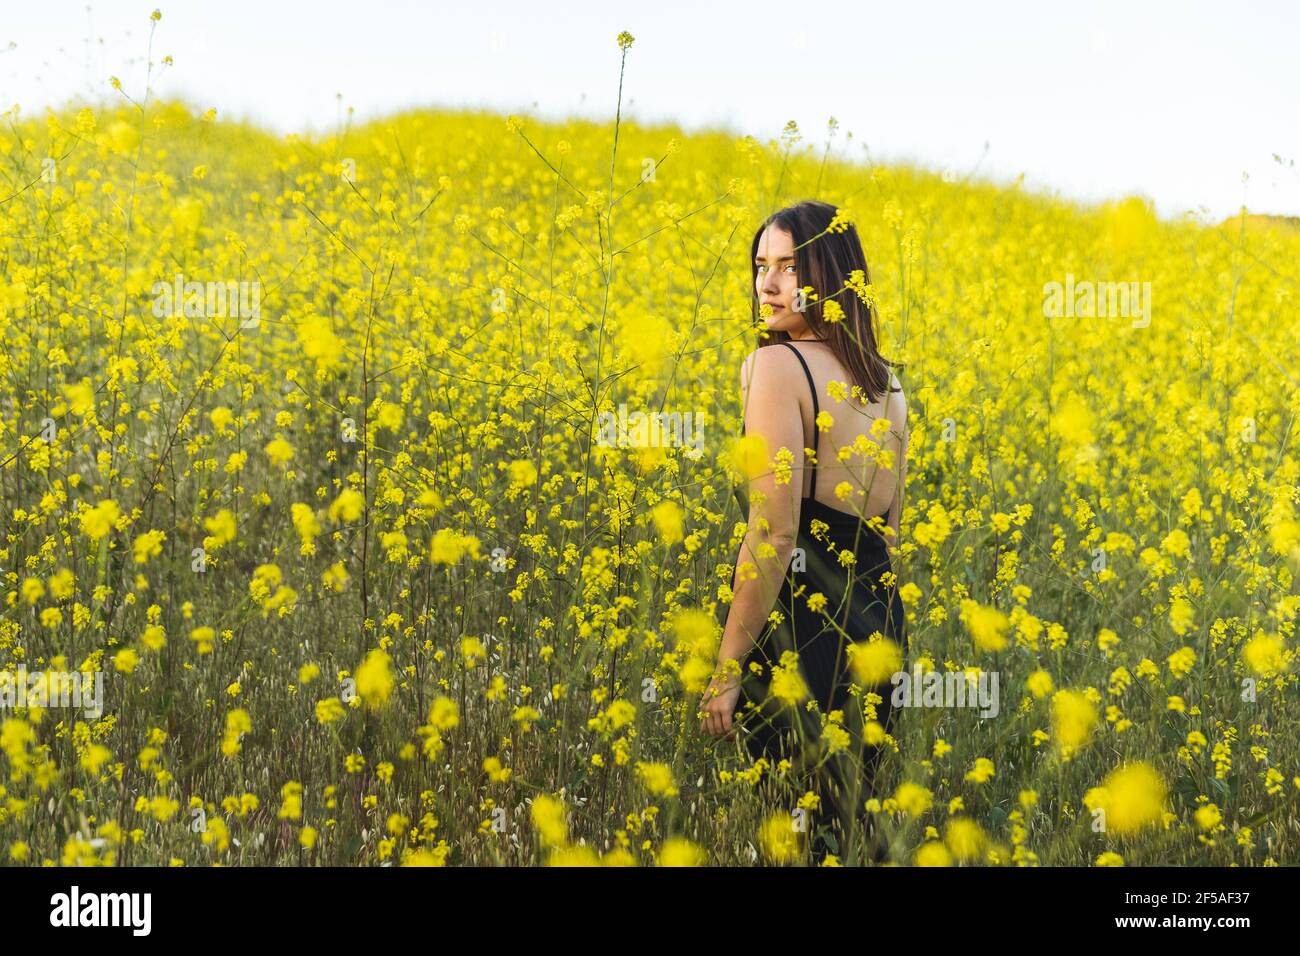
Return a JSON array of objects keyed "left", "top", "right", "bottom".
[{"left": 754, "top": 225, "right": 808, "bottom": 335}]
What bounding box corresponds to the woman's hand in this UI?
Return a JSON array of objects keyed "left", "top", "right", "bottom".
[{"left": 699, "top": 671, "right": 741, "bottom": 741}]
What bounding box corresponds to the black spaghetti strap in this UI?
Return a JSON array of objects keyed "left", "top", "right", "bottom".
[{"left": 780, "top": 342, "right": 819, "bottom": 499}]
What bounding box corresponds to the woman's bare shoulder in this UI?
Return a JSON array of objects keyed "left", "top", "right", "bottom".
[
  {"left": 740, "top": 344, "right": 800, "bottom": 393},
  {"left": 888, "top": 370, "right": 907, "bottom": 403}
]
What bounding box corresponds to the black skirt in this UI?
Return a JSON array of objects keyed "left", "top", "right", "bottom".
[{"left": 732, "top": 494, "right": 908, "bottom": 861}]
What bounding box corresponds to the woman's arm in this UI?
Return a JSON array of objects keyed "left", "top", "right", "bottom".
[
  {"left": 713, "top": 347, "right": 806, "bottom": 680},
  {"left": 715, "top": 512, "right": 796, "bottom": 677},
  {"left": 886, "top": 391, "right": 908, "bottom": 559}
]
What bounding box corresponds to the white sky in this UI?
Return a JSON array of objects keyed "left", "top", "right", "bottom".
[{"left": 2, "top": 0, "right": 1297, "bottom": 221}]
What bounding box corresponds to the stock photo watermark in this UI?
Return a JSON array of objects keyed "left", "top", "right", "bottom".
[
  {"left": 152, "top": 273, "right": 261, "bottom": 329},
  {"left": 890, "top": 664, "right": 1000, "bottom": 719},
  {"left": 1043, "top": 273, "right": 1151, "bottom": 328},
  {"left": 0, "top": 666, "right": 105, "bottom": 719},
  {"left": 594, "top": 404, "right": 704, "bottom": 453},
  {"left": 49, "top": 886, "right": 151, "bottom": 936}
]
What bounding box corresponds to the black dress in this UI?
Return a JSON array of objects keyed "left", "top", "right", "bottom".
[{"left": 730, "top": 341, "right": 908, "bottom": 863}]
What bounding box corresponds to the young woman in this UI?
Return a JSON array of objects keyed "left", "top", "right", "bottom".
[{"left": 699, "top": 199, "right": 909, "bottom": 865}]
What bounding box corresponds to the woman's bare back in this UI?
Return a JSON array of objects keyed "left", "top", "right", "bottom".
[{"left": 780, "top": 340, "right": 908, "bottom": 523}]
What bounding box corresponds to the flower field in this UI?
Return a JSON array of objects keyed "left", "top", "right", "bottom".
[{"left": 2, "top": 35, "right": 1299, "bottom": 866}]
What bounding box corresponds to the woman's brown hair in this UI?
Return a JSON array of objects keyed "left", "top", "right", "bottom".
[{"left": 750, "top": 199, "right": 903, "bottom": 404}]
